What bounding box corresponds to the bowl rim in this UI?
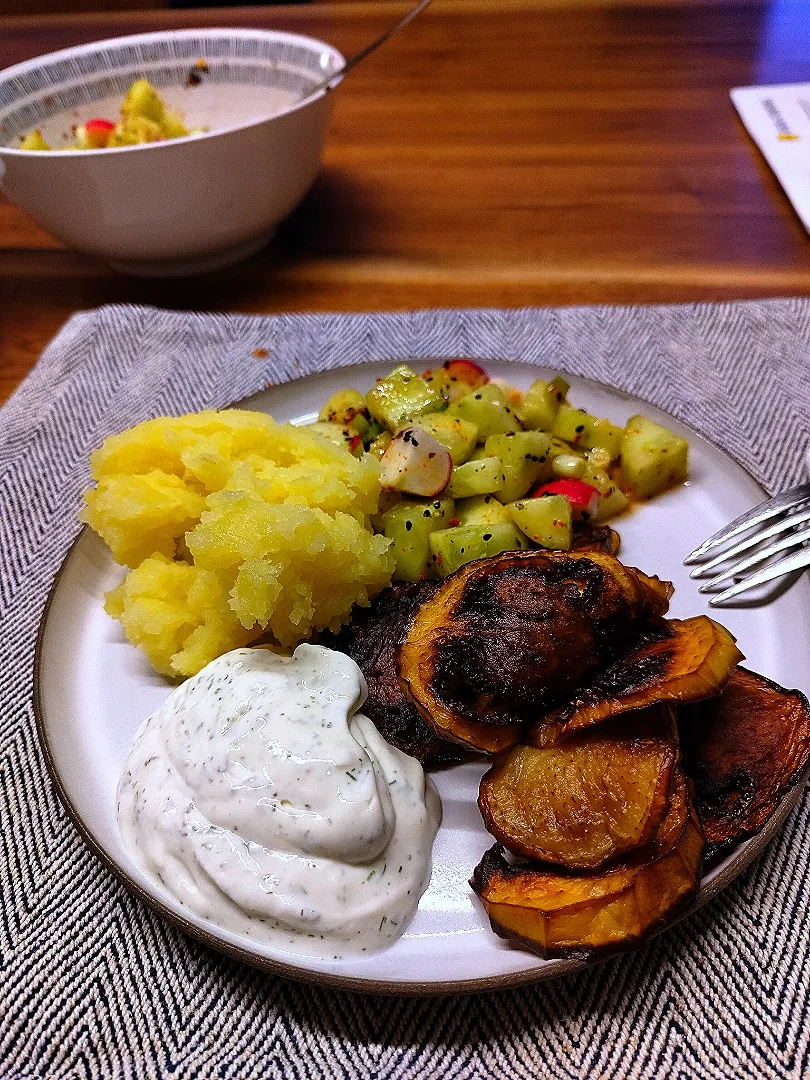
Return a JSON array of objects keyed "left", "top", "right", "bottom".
[{"left": 0, "top": 26, "right": 345, "bottom": 158}]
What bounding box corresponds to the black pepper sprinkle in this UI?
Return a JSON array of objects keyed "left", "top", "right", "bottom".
[
  {"left": 483, "top": 533, "right": 492, "bottom": 541},
  {"left": 405, "top": 520, "right": 413, "bottom": 531}
]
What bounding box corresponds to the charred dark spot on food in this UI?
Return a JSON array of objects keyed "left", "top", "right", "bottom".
[
  {"left": 454, "top": 559, "right": 606, "bottom": 621},
  {"left": 324, "top": 581, "right": 464, "bottom": 766},
  {"left": 403, "top": 551, "right": 677, "bottom": 737},
  {"left": 428, "top": 608, "right": 607, "bottom": 724},
  {"left": 679, "top": 666, "right": 810, "bottom": 857},
  {"left": 570, "top": 525, "right": 620, "bottom": 555},
  {"left": 469, "top": 842, "right": 509, "bottom": 891},
  {"left": 559, "top": 623, "right": 676, "bottom": 713}
]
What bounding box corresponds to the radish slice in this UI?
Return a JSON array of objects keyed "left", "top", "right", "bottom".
[
  {"left": 77, "top": 118, "right": 115, "bottom": 148},
  {"left": 379, "top": 427, "right": 452, "bottom": 496},
  {"left": 443, "top": 359, "right": 489, "bottom": 389},
  {"left": 533, "top": 478, "right": 600, "bottom": 518}
]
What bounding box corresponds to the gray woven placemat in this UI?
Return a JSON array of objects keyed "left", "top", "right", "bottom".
[{"left": 2, "top": 299, "right": 810, "bottom": 1080}]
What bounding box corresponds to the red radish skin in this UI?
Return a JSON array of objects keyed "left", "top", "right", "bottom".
[
  {"left": 534, "top": 479, "right": 600, "bottom": 518},
  {"left": 79, "top": 118, "right": 116, "bottom": 148},
  {"left": 443, "top": 359, "right": 489, "bottom": 389}
]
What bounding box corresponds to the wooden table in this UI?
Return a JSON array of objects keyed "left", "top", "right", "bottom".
[{"left": 2, "top": 0, "right": 810, "bottom": 406}]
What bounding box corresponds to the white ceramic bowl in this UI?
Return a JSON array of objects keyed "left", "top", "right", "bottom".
[{"left": 0, "top": 28, "right": 343, "bottom": 276}]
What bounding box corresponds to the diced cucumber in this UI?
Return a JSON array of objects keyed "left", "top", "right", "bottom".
[
  {"left": 467, "top": 444, "right": 493, "bottom": 461},
  {"left": 20, "top": 129, "right": 51, "bottom": 151},
  {"left": 620, "top": 415, "right": 689, "bottom": 498},
  {"left": 429, "top": 523, "right": 529, "bottom": 577},
  {"left": 108, "top": 116, "right": 163, "bottom": 146},
  {"left": 446, "top": 456, "right": 504, "bottom": 498},
  {"left": 318, "top": 389, "right": 370, "bottom": 436},
  {"left": 306, "top": 422, "right": 362, "bottom": 456},
  {"left": 422, "top": 367, "right": 452, "bottom": 403},
  {"left": 591, "top": 483, "right": 630, "bottom": 522},
  {"left": 121, "top": 78, "right": 165, "bottom": 123},
  {"left": 415, "top": 413, "right": 479, "bottom": 465},
  {"left": 449, "top": 384, "right": 522, "bottom": 438},
  {"left": 485, "top": 431, "right": 552, "bottom": 502},
  {"left": 489, "top": 378, "right": 524, "bottom": 409},
  {"left": 586, "top": 446, "right": 613, "bottom": 471},
  {"left": 507, "top": 494, "right": 572, "bottom": 550},
  {"left": 367, "top": 431, "right": 392, "bottom": 459},
  {"left": 580, "top": 464, "right": 614, "bottom": 497},
  {"left": 159, "top": 110, "right": 189, "bottom": 139},
  {"left": 382, "top": 498, "right": 454, "bottom": 581},
  {"left": 517, "top": 376, "right": 570, "bottom": 431},
  {"left": 552, "top": 405, "right": 623, "bottom": 460},
  {"left": 455, "top": 494, "right": 511, "bottom": 527},
  {"left": 366, "top": 365, "right": 445, "bottom": 432}
]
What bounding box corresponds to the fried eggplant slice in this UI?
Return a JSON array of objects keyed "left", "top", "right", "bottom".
[
  {"left": 399, "top": 550, "right": 673, "bottom": 753},
  {"left": 478, "top": 706, "right": 678, "bottom": 869},
  {"left": 471, "top": 773, "right": 703, "bottom": 960},
  {"left": 326, "top": 581, "right": 465, "bottom": 766},
  {"left": 679, "top": 666, "right": 810, "bottom": 857},
  {"left": 530, "top": 616, "right": 743, "bottom": 747}
]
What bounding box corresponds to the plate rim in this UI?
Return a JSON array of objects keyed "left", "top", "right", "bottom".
[{"left": 33, "top": 360, "right": 810, "bottom": 996}]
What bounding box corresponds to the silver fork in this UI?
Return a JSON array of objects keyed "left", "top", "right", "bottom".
[{"left": 685, "top": 480, "right": 810, "bottom": 605}]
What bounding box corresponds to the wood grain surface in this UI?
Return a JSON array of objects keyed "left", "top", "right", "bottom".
[{"left": 2, "top": 0, "right": 810, "bottom": 405}]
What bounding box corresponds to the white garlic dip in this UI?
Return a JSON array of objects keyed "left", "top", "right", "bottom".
[{"left": 116, "top": 643, "right": 441, "bottom": 958}]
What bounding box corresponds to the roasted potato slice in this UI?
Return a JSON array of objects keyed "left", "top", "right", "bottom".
[
  {"left": 471, "top": 773, "right": 703, "bottom": 960},
  {"left": 478, "top": 707, "right": 677, "bottom": 868},
  {"left": 531, "top": 616, "right": 743, "bottom": 747},
  {"left": 399, "top": 549, "right": 673, "bottom": 753},
  {"left": 679, "top": 666, "right": 810, "bottom": 858}
]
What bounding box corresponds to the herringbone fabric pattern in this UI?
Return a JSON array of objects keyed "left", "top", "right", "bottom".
[{"left": 2, "top": 300, "right": 809, "bottom": 1080}]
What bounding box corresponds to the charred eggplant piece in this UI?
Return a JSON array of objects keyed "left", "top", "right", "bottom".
[
  {"left": 399, "top": 550, "right": 673, "bottom": 753},
  {"left": 478, "top": 706, "right": 678, "bottom": 869},
  {"left": 530, "top": 616, "right": 743, "bottom": 747},
  {"left": 471, "top": 773, "right": 703, "bottom": 960},
  {"left": 679, "top": 666, "right": 810, "bottom": 858},
  {"left": 326, "top": 581, "right": 465, "bottom": 766},
  {"left": 570, "top": 524, "right": 621, "bottom": 556}
]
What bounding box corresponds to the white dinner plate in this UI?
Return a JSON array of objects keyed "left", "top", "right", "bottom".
[{"left": 34, "top": 359, "right": 810, "bottom": 995}]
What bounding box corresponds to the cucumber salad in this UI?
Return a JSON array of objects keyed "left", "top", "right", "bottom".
[{"left": 309, "top": 360, "right": 688, "bottom": 582}]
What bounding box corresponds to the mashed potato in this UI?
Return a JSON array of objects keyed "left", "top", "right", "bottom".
[{"left": 81, "top": 410, "right": 394, "bottom": 677}]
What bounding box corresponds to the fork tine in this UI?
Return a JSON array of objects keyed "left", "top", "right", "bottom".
[
  {"left": 697, "top": 521, "right": 810, "bottom": 590},
  {"left": 684, "top": 483, "right": 810, "bottom": 563},
  {"left": 708, "top": 544, "right": 810, "bottom": 605},
  {"left": 689, "top": 505, "right": 810, "bottom": 578}
]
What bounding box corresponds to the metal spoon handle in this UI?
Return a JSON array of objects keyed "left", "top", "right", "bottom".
[{"left": 300, "top": 0, "right": 432, "bottom": 101}]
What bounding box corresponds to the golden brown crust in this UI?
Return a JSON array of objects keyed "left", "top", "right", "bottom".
[
  {"left": 478, "top": 707, "right": 678, "bottom": 869},
  {"left": 470, "top": 773, "right": 703, "bottom": 961}
]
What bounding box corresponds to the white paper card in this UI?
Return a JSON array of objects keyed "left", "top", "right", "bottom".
[{"left": 731, "top": 83, "right": 810, "bottom": 234}]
